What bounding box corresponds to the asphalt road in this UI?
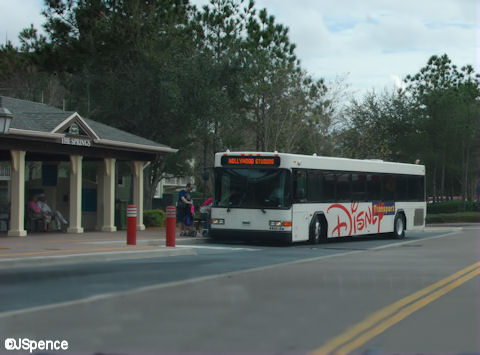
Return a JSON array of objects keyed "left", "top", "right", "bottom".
[{"left": 1, "top": 227, "right": 479, "bottom": 354}]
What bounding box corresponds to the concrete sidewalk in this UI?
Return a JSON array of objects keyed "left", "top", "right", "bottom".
[{"left": 0, "top": 228, "right": 199, "bottom": 269}]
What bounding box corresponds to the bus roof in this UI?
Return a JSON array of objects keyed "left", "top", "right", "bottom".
[{"left": 215, "top": 152, "right": 425, "bottom": 176}]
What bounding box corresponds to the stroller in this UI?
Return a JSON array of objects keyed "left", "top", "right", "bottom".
[
  {"left": 192, "top": 204, "right": 210, "bottom": 237},
  {"left": 198, "top": 197, "right": 213, "bottom": 237}
]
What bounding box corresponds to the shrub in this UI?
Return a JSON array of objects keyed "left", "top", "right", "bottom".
[
  {"left": 427, "top": 200, "right": 480, "bottom": 214},
  {"left": 426, "top": 212, "right": 480, "bottom": 224},
  {"left": 143, "top": 209, "right": 166, "bottom": 227}
]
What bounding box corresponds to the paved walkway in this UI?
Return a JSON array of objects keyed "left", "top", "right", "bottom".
[{"left": 0, "top": 228, "right": 199, "bottom": 269}]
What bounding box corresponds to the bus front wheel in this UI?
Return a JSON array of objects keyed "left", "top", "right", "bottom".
[
  {"left": 309, "top": 215, "right": 326, "bottom": 244},
  {"left": 393, "top": 213, "right": 406, "bottom": 239}
]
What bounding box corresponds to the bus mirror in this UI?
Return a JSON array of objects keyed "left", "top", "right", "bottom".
[{"left": 295, "top": 188, "right": 306, "bottom": 200}]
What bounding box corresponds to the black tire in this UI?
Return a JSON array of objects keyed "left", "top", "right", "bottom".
[
  {"left": 309, "top": 215, "right": 326, "bottom": 244},
  {"left": 309, "top": 216, "right": 320, "bottom": 244},
  {"left": 393, "top": 213, "right": 406, "bottom": 239}
]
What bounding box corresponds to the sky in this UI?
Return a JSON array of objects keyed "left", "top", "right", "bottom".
[{"left": 1, "top": 0, "right": 478, "bottom": 96}]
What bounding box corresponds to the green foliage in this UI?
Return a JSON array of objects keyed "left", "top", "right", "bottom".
[
  {"left": 427, "top": 200, "right": 480, "bottom": 214},
  {"left": 426, "top": 212, "right": 480, "bottom": 224},
  {"left": 1, "top": 2, "right": 478, "bottom": 205},
  {"left": 404, "top": 54, "right": 480, "bottom": 199},
  {"left": 340, "top": 90, "right": 416, "bottom": 160},
  {"left": 339, "top": 54, "right": 479, "bottom": 201},
  {"left": 143, "top": 209, "right": 166, "bottom": 227}
]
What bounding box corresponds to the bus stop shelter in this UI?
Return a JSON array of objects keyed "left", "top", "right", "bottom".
[{"left": 0, "top": 96, "right": 176, "bottom": 237}]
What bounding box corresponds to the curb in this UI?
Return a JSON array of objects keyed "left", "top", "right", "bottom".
[
  {"left": 0, "top": 247, "right": 197, "bottom": 270},
  {"left": 421, "top": 226, "right": 464, "bottom": 232}
]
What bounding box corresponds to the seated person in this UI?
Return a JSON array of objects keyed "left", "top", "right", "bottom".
[
  {"left": 36, "top": 194, "right": 68, "bottom": 231},
  {"left": 27, "top": 195, "right": 50, "bottom": 231}
]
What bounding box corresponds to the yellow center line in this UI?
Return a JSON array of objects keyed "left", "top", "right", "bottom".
[
  {"left": 311, "top": 261, "right": 480, "bottom": 355},
  {"left": 0, "top": 245, "right": 157, "bottom": 258},
  {"left": 337, "top": 267, "right": 480, "bottom": 354}
]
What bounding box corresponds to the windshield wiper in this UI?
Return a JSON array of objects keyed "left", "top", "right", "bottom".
[{"left": 260, "top": 208, "right": 266, "bottom": 214}]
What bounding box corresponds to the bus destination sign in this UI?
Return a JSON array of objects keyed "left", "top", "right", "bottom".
[{"left": 221, "top": 155, "right": 280, "bottom": 167}]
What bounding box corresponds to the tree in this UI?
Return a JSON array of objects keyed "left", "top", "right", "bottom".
[
  {"left": 4, "top": 0, "right": 338, "bottom": 203},
  {"left": 405, "top": 54, "right": 480, "bottom": 201},
  {"left": 337, "top": 88, "right": 417, "bottom": 162},
  {"left": 37, "top": 0, "right": 206, "bottom": 207},
  {"left": 243, "top": 6, "right": 300, "bottom": 151}
]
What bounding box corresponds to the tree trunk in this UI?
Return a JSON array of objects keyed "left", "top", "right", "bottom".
[
  {"left": 143, "top": 158, "right": 165, "bottom": 210},
  {"left": 463, "top": 144, "right": 470, "bottom": 208},
  {"left": 440, "top": 161, "right": 445, "bottom": 199}
]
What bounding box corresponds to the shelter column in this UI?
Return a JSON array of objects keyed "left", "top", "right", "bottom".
[
  {"left": 131, "top": 161, "right": 145, "bottom": 230},
  {"left": 101, "top": 158, "right": 116, "bottom": 232},
  {"left": 8, "top": 150, "right": 26, "bottom": 237},
  {"left": 96, "top": 162, "right": 105, "bottom": 231},
  {"left": 67, "top": 155, "right": 84, "bottom": 233}
]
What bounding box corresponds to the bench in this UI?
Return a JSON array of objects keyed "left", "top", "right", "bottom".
[{"left": 26, "top": 208, "right": 47, "bottom": 232}]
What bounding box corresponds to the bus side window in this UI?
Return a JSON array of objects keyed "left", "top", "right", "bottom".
[
  {"left": 307, "top": 170, "right": 322, "bottom": 202},
  {"left": 321, "top": 171, "right": 335, "bottom": 202},
  {"left": 396, "top": 175, "right": 408, "bottom": 201},
  {"left": 336, "top": 172, "right": 351, "bottom": 202},
  {"left": 408, "top": 175, "right": 423, "bottom": 201},
  {"left": 382, "top": 175, "right": 396, "bottom": 201},
  {"left": 367, "top": 174, "right": 381, "bottom": 201},
  {"left": 352, "top": 173, "right": 367, "bottom": 201},
  {"left": 293, "top": 169, "right": 307, "bottom": 201}
]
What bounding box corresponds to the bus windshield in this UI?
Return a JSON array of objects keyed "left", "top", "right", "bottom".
[{"left": 214, "top": 168, "right": 292, "bottom": 209}]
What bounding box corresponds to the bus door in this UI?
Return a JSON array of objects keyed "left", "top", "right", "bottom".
[{"left": 291, "top": 169, "right": 310, "bottom": 242}]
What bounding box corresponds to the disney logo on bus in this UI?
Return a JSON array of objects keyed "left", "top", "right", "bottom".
[{"left": 327, "top": 202, "right": 395, "bottom": 237}]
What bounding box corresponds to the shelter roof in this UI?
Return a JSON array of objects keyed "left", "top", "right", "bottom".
[{"left": 1, "top": 96, "right": 176, "bottom": 155}]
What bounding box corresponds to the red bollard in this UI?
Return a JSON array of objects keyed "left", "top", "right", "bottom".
[
  {"left": 166, "top": 205, "right": 176, "bottom": 247},
  {"left": 127, "top": 205, "right": 137, "bottom": 245}
]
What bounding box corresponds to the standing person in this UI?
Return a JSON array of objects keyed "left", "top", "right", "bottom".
[
  {"left": 36, "top": 194, "right": 68, "bottom": 231},
  {"left": 177, "top": 183, "right": 194, "bottom": 236}
]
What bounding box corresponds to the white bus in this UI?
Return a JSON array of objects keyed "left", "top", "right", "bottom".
[{"left": 210, "top": 152, "right": 426, "bottom": 243}]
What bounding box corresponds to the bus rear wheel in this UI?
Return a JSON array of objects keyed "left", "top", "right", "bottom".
[{"left": 393, "top": 213, "right": 406, "bottom": 239}]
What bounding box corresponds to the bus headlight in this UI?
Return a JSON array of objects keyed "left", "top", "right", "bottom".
[
  {"left": 211, "top": 218, "right": 225, "bottom": 225},
  {"left": 269, "top": 220, "right": 282, "bottom": 227},
  {"left": 269, "top": 220, "right": 292, "bottom": 227}
]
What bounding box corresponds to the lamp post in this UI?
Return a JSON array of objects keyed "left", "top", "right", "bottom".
[{"left": 0, "top": 97, "right": 13, "bottom": 134}]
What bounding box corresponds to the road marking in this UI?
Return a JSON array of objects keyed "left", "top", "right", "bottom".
[
  {"left": 311, "top": 261, "right": 480, "bottom": 355},
  {"left": 175, "top": 245, "right": 259, "bottom": 251},
  {"left": 0, "top": 228, "right": 464, "bottom": 319},
  {"left": 0, "top": 249, "right": 363, "bottom": 319}
]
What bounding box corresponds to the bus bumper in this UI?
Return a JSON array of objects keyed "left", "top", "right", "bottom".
[{"left": 209, "top": 229, "right": 292, "bottom": 243}]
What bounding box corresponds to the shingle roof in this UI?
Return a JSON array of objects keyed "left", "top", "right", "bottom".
[
  {"left": 1, "top": 96, "right": 175, "bottom": 152},
  {"left": 83, "top": 117, "right": 171, "bottom": 149},
  {"left": 2, "top": 96, "right": 73, "bottom": 131}
]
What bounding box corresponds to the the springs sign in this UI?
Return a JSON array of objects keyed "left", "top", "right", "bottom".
[{"left": 61, "top": 136, "right": 92, "bottom": 147}]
